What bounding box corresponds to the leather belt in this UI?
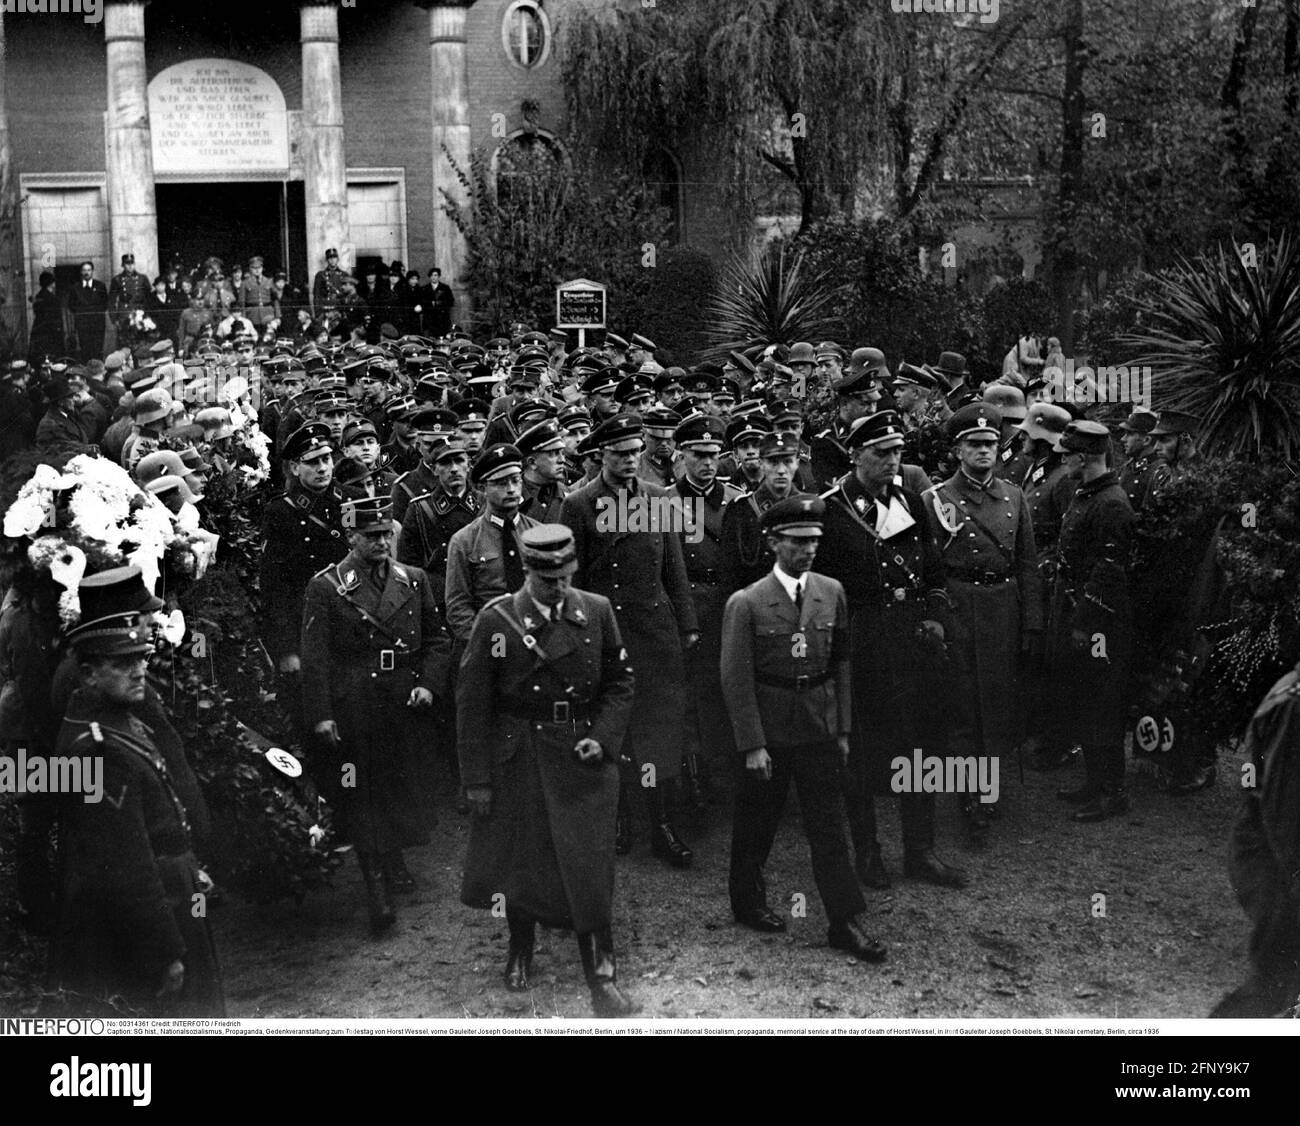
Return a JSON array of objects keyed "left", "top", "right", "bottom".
[
  {"left": 505, "top": 700, "right": 593, "bottom": 724},
  {"left": 947, "top": 568, "right": 1013, "bottom": 586},
  {"left": 376, "top": 648, "right": 418, "bottom": 671},
  {"left": 755, "top": 670, "right": 832, "bottom": 690}
]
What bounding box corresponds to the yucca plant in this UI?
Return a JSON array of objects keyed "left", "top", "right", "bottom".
[
  {"left": 1118, "top": 231, "right": 1300, "bottom": 460},
  {"left": 701, "top": 243, "right": 843, "bottom": 361}
]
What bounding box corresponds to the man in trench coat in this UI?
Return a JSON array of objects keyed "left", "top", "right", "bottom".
[
  {"left": 558, "top": 413, "right": 700, "bottom": 866},
  {"left": 457, "top": 524, "right": 638, "bottom": 1016}
]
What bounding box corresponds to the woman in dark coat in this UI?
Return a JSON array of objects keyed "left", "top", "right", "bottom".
[{"left": 27, "top": 271, "right": 66, "bottom": 365}]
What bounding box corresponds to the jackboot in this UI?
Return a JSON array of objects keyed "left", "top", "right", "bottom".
[
  {"left": 647, "top": 780, "right": 693, "bottom": 868},
  {"left": 357, "top": 852, "right": 395, "bottom": 935},
  {"left": 615, "top": 788, "right": 632, "bottom": 855},
  {"left": 382, "top": 850, "right": 416, "bottom": 894},
  {"left": 682, "top": 751, "right": 709, "bottom": 810},
  {"left": 855, "top": 842, "right": 891, "bottom": 890},
  {"left": 504, "top": 910, "right": 536, "bottom": 992},
  {"left": 577, "top": 928, "right": 639, "bottom": 1017}
]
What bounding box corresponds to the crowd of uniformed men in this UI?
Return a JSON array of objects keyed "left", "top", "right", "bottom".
[{"left": 3, "top": 288, "right": 1240, "bottom": 1018}]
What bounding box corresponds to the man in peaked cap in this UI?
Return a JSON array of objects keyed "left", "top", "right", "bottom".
[
  {"left": 810, "top": 365, "right": 881, "bottom": 489},
  {"left": 391, "top": 405, "right": 459, "bottom": 523},
  {"left": 1116, "top": 408, "right": 1160, "bottom": 513},
  {"left": 517, "top": 418, "right": 571, "bottom": 524},
  {"left": 721, "top": 495, "right": 887, "bottom": 963},
  {"left": 718, "top": 414, "right": 771, "bottom": 493},
  {"left": 1050, "top": 421, "right": 1135, "bottom": 822},
  {"left": 614, "top": 372, "right": 655, "bottom": 415},
  {"left": 922, "top": 404, "right": 1042, "bottom": 837},
  {"left": 720, "top": 432, "right": 811, "bottom": 595},
  {"left": 1130, "top": 407, "right": 1220, "bottom": 796},
  {"left": 814, "top": 411, "right": 968, "bottom": 890},
  {"left": 637, "top": 405, "right": 680, "bottom": 488},
  {"left": 51, "top": 565, "right": 224, "bottom": 1017},
  {"left": 672, "top": 414, "right": 745, "bottom": 806},
  {"left": 457, "top": 523, "right": 638, "bottom": 1016},
  {"left": 301, "top": 495, "right": 450, "bottom": 933},
  {"left": 654, "top": 369, "right": 686, "bottom": 411},
  {"left": 603, "top": 332, "right": 630, "bottom": 365},
  {"left": 559, "top": 414, "right": 700, "bottom": 867},
  {"left": 397, "top": 435, "right": 482, "bottom": 606},
  {"left": 1012, "top": 402, "right": 1080, "bottom": 770},
  {"left": 260, "top": 421, "right": 348, "bottom": 744}
]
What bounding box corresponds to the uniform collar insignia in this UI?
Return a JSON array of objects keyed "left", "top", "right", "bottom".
[{"left": 570, "top": 604, "right": 586, "bottom": 624}]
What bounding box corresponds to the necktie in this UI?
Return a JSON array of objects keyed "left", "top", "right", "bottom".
[
  {"left": 793, "top": 581, "right": 803, "bottom": 614},
  {"left": 502, "top": 516, "right": 524, "bottom": 590}
]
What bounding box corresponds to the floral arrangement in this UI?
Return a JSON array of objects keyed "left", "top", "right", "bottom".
[{"left": 2, "top": 455, "right": 183, "bottom": 623}]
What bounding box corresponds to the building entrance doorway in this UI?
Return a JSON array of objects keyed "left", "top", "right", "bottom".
[{"left": 156, "top": 181, "right": 307, "bottom": 285}]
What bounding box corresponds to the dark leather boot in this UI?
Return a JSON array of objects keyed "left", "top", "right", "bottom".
[
  {"left": 648, "top": 781, "right": 693, "bottom": 868},
  {"left": 358, "top": 853, "right": 395, "bottom": 935},
  {"left": 504, "top": 911, "right": 535, "bottom": 992},
  {"left": 577, "top": 928, "right": 639, "bottom": 1017},
  {"left": 382, "top": 850, "right": 416, "bottom": 894},
  {"left": 902, "top": 848, "right": 969, "bottom": 889},
  {"left": 615, "top": 790, "right": 632, "bottom": 855},
  {"left": 682, "top": 752, "right": 708, "bottom": 810}
]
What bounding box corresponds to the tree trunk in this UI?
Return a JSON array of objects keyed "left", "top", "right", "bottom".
[
  {"left": 1051, "top": 0, "right": 1085, "bottom": 354},
  {"left": 0, "top": 10, "right": 27, "bottom": 359},
  {"left": 1285, "top": 0, "right": 1298, "bottom": 119}
]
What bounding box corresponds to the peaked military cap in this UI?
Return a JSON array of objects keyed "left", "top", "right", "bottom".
[
  {"left": 591, "top": 413, "right": 644, "bottom": 448},
  {"left": 342, "top": 496, "right": 393, "bottom": 533},
  {"left": 846, "top": 410, "right": 905, "bottom": 450},
  {"left": 516, "top": 418, "right": 567, "bottom": 456},
  {"left": 760, "top": 495, "right": 825, "bottom": 537},
  {"left": 519, "top": 524, "right": 579, "bottom": 577},
  {"left": 471, "top": 443, "right": 524, "bottom": 485},
  {"left": 1057, "top": 419, "right": 1111, "bottom": 455},
  {"left": 947, "top": 403, "right": 1003, "bottom": 444},
  {"left": 283, "top": 421, "right": 334, "bottom": 462}
]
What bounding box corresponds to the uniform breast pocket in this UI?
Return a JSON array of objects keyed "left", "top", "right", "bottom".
[{"left": 471, "top": 550, "right": 500, "bottom": 569}]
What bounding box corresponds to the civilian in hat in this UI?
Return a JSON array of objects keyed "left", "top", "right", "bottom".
[
  {"left": 720, "top": 495, "right": 887, "bottom": 962},
  {"left": 259, "top": 422, "right": 348, "bottom": 745},
  {"left": 637, "top": 405, "right": 679, "bottom": 487},
  {"left": 0, "top": 361, "right": 38, "bottom": 458},
  {"left": 931, "top": 350, "right": 977, "bottom": 411},
  {"left": 559, "top": 414, "right": 700, "bottom": 866},
  {"left": 517, "top": 418, "right": 571, "bottom": 524},
  {"left": 815, "top": 411, "right": 968, "bottom": 890},
  {"left": 443, "top": 443, "right": 535, "bottom": 657},
  {"left": 1050, "top": 421, "right": 1135, "bottom": 822},
  {"left": 50, "top": 565, "right": 224, "bottom": 1016},
  {"left": 922, "top": 405, "right": 1042, "bottom": 837},
  {"left": 720, "top": 432, "right": 811, "bottom": 595},
  {"left": 67, "top": 260, "right": 110, "bottom": 363},
  {"left": 301, "top": 496, "right": 450, "bottom": 933},
  {"left": 27, "top": 271, "right": 67, "bottom": 366},
  {"left": 673, "top": 415, "right": 744, "bottom": 806},
  {"left": 422, "top": 267, "right": 455, "bottom": 338},
  {"left": 399, "top": 438, "right": 484, "bottom": 611},
  {"left": 34, "top": 374, "right": 91, "bottom": 458},
  {"left": 457, "top": 523, "right": 637, "bottom": 1015},
  {"left": 1116, "top": 408, "right": 1160, "bottom": 513},
  {"left": 109, "top": 253, "right": 151, "bottom": 342},
  {"left": 810, "top": 365, "right": 881, "bottom": 489}
]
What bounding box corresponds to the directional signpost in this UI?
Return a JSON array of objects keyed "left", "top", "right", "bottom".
[{"left": 556, "top": 278, "right": 607, "bottom": 350}]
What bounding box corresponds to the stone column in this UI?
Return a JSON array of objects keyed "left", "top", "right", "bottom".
[
  {"left": 104, "top": 1, "right": 157, "bottom": 279},
  {"left": 301, "top": 2, "right": 350, "bottom": 276},
  {"left": 421, "top": 1, "right": 475, "bottom": 304}
]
